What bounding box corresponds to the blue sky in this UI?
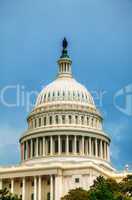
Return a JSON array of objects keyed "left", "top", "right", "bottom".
[{"left": 0, "top": 0, "right": 132, "bottom": 170}]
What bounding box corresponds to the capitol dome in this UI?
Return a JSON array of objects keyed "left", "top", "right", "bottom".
[
  {"left": 20, "top": 38, "right": 111, "bottom": 170},
  {"left": 35, "top": 39, "right": 95, "bottom": 109},
  {"left": 35, "top": 77, "right": 95, "bottom": 108}
]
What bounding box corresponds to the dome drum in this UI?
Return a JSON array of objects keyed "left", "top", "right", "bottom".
[{"left": 20, "top": 134, "right": 110, "bottom": 164}]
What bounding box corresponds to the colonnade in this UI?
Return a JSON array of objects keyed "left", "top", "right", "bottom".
[
  {"left": 21, "top": 135, "right": 110, "bottom": 162},
  {"left": 0, "top": 175, "right": 59, "bottom": 200}
]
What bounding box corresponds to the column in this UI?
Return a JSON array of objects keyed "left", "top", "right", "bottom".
[
  {"left": 22, "top": 178, "right": 26, "bottom": 200},
  {"left": 107, "top": 143, "right": 110, "bottom": 162},
  {"left": 95, "top": 139, "right": 98, "bottom": 157},
  {"left": 58, "top": 135, "right": 61, "bottom": 155},
  {"left": 89, "top": 137, "right": 92, "bottom": 156},
  {"left": 26, "top": 141, "right": 28, "bottom": 160},
  {"left": 104, "top": 142, "right": 106, "bottom": 160},
  {"left": 36, "top": 138, "right": 39, "bottom": 157},
  {"left": 100, "top": 140, "right": 103, "bottom": 159},
  {"left": 30, "top": 139, "right": 33, "bottom": 159},
  {"left": 66, "top": 135, "right": 69, "bottom": 155},
  {"left": 74, "top": 136, "right": 77, "bottom": 155},
  {"left": 82, "top": 136, "right": 85, "bottom": 155},
  {"left": 34, "top": 177, "right": 37, "bottom": 200},
  {"left": 50, "top": 175, "right": 53, "bottom": 200},
  {"left": 43, "top": 137, "right": 45, "bottom": 156},
  {"left": 0, "top": 179, "right": 2, "bottom": 190},
  {"left": 55, "top": 176, "right": 62, "bottom": 200},
  {"left": 50, "top": 136, "right": 53, "bottom": 156},
  {"left": 11, "top": 179, "right": 14, "bottom": 194},
  {"left": 86, "top": 138, "right": 88, "bottom": 155},
  {"left": 38, "top": 176, "right": 42, "bottom": 200},
  {"left": 21, "top": 143, "right": 24, "bottom": 161}
]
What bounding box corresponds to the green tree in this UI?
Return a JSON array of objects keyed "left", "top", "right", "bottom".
[
  {"left": 61, "top": 188, "right": 89, "bottom": 200},
  {"left": 120, "top": 175, "right": 132, "bottom": 197},
  {"left": 0, "top": 188, "right": 21, "bottom": 200},
  {"left": 88, "top": 176, "right": 115, "bottom": 200},
  {"left": 61, "top": 176, "right": 132, "bottom": 200}
]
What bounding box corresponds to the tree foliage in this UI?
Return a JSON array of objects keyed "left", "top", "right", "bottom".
[
  {"left": 61, "top": 188, "right": 89, "bottom": 200},
  {"left": 0, "top": 188, "right": 21, "bottom": 200},
  {"left": 61, "top": 175, "right": 132, "bottom": 200}
]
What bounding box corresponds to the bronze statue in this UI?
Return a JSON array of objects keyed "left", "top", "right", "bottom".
[{"left": 63, "top": 38, "right": 68, "bottom": 49}]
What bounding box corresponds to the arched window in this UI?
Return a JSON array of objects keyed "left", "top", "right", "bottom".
[
  {"left": 34, "top": 119, "right": 37, "bottom": 128},
  {"left": 55, "top": 115, "right": 59, "bottom": 124},
  {"left": 87, "top": 117, "right": 89, "bottom": 126},
  {"left": 49, "top": 116, "right": 52, "bottom": 125},
  {"left": 91, "top": 118, "right": 94, "bottom": 127},
  {"left": 68, "top": 91, "right": 70, "bottom": 100},
  {"left": 62, "top": 115, "right": 65, "bottom": 124},
  {"left": 81, "top": 116, "right": 84, "bottom": 125},
  {"left": 69, "top": 115, "right": 72, "bottom": 124},
  {"left": 44, "top": 117, "right": 46, "bottom": 126},
  {"left": 39, "top": 118, "right": 41, "bottom": 127},
  {"left": 75, "top": 116, "right": 78, "bottom": 124},
  {"left": 48, "top": 93, "right": 50, "bottom": 100},
  {"left": 52, "top": 92, "right": 55, "bottom": 101},
  {"left": 44, "top": 94, "right": 46, "bottom": 102},
  {"left": 63, "top": 91, "right": 65, "bottom": 100},
  {"left": 73, "top": 91, "right": 75, "bottom": 100}
]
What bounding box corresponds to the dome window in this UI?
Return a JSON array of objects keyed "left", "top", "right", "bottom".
[
  {"left": 81, "top": 116, "right": 84, "bottom": 125},
  {"left": 44, "top": 117, "right": 46, "bottom": 126},
  {"left": 49, "top": 116, "right": 52, "bottom": 125},
  {"left": 62, "top": 115, "right": 65, "bottom": 124},
  {"left": 78, "top": 92, "right": 80, "bottom": 100},
  {"left": 52, "top": 92, "right": 55, "bottom": 101},
  {"left": 48, "top": 93, "right": 50, "bottom": 100},
  {"left": 63, "top": 91, "right": 65, "bottom": 100},
  {"left": 69, "top": 115, "right": 72, "bottom": 124},
  {"left": 73, "top": 91, "right": 75, "bottom": 100},
  {"left": 55, "top": 115, "right": 59, "bottom": 124},
  {"left": 91, "top": 118, "right": 94, "bottom": 127},
  {"left": 39, "top": 118, "right": 41, "bottom": 127},
  {"left": 75, "top": 116, "right": 78, "bottom": 124},
  {"left": 34, "top": 119, "right": 37, "bottom": 128},
  {"left": 68, "top": 91, "right": 70, "bottom": 100},
  {"left": 87, "top": 117, "right": 89, "bottom": 126}
]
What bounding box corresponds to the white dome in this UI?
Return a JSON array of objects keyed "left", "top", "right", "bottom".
[{"left": 35, "top": 76, "right": 95, "bottom": 108}]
